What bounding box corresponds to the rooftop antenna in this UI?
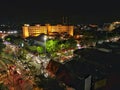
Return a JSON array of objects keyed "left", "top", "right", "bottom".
[
  {"left": 63, "top": 16, "right": 68, "bottom": 25},
  {"left": 66, "top": 17, "right": 68, "bottom": 25},
  {"left": 62, "top": 16, "right": 65, "bottom": 25}
]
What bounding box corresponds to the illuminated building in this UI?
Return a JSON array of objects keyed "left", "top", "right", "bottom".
[
  {"left": 22, "top": 24, "right": 74, "bottom": 38},
  {"left": 108, "top": 21, "right": 120, "bottom": 31}
]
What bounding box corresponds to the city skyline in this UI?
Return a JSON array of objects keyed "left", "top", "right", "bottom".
[{"left": 0, "top": 0, "right": 120, "bottom": 24}]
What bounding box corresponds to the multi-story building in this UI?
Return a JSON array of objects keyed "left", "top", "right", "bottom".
[
  {"left": 22, "top": 24, "right": 74, "bottom": 38},
  {"left": 108, "top": 21, "right": 120, "bottom": 31}
]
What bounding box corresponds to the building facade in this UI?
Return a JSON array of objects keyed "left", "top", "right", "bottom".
[
  {"left": 22, "top": 24, "right": 74, "bottom": 38},
  {"left": 108, "top": 21, "right": 120, "bottom": 31}
]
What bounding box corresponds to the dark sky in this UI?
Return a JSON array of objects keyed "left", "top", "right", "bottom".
[{"left": 0, "top": 0, "right": 120, "bottom": 24}]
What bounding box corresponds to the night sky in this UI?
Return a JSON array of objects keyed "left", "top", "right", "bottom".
[{"left": 0, "top": 0, "right": 120, "bottom": 24}]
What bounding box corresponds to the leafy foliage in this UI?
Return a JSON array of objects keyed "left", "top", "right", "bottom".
[
  {"left": 0, "top": 38, "right": 6, "bottom": 53},
  {"left": 4, "top": 35, "right": 24, "bottom": 45},
  {"left": 46, "top": 39, "right": 59, "bottom": 53},
  {"left": 36, "top": 46, "right": 44, "bottom": 54},
  {"left": 35, "top": 75, "right": 65, "bottom": 90}
]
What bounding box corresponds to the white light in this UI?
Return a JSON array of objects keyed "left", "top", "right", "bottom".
[
  {"left": 3, "top": 31, "right": 6, "bottom": 33},
  {"left": 14, "top": 31, "right": 18, "bottom": 33},
  {"left": 77, "top": 43, "right": 82, "bottom": 49},
  {"left": 21, "top": 43, "right": 24, "bottom": 47},
  {"left": 24, "top": 24, "right": 30, "bottom": 26},
  {"left": 44, "top": 35, "right": 47, "bottom": 41}
]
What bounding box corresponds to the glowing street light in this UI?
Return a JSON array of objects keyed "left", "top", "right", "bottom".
[
  {"left": 44, "top": 35, "right": 47, "bottom": 41},
  {"left": 44, "top": 35, "right": 47, "bottom": 57}
]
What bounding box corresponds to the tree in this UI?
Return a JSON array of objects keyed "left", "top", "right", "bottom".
[
  {"left": 35, "top": 74, "right": 65, "bottom": 90},
  {"left": 0, "top": 83, "right": 9, "bottom": 90},
  {"left": 0, "top": 38, "right": 6, "bottom": 53},
  {"left": 46, "top": 39, "right": 59, "bottom": 53},
  {"left": 27, "top": 45, "right": 37, "bottom": 52},
  {"left": 18, "top": 48, "right": 28, "bottom": 59},
  {"left": 36, "top": 46, "right": 44, "bottom": 54},
  {"left": 4, "top": 35, "right": 24, "bottom": 45},
  {"left": 66, "top": 38, "right": 77, "bottom": 49}
]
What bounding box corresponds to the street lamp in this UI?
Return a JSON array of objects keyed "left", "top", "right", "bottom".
[{"left": 44, "top": 35, "right": 47, "bottom": 57}]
